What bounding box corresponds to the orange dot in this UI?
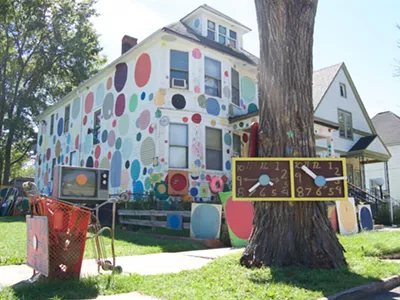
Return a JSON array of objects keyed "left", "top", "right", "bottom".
[
  {"left": 76, "top": 174, "right": 88, "bottom": 186},
  {"left": 211, "top": 120, "right": 216, "bottom": 126},
  {"left": 106, "top": 77, "right": 113, "bottom": 90}
]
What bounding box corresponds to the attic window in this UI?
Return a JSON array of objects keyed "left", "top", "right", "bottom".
[
  {"left": 218, "top": 25, "right": 226, "bottom": 44},
  {"left": 229, "top": 30, "right": 237, "bottom": 48},
  {"left": 340, "top": 83, "right": 347, "bottom": 98},
  {"left": 207, "top": 20, "right": 216, "bottom": 41}
]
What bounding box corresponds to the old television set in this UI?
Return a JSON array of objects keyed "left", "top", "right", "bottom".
[{"left": 52, "top": 166, "right": 109, "bottom": 203}]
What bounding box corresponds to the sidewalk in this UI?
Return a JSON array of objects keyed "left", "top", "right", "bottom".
[{"left": 0, "top": 247, "right": 243, "bottom": 293}]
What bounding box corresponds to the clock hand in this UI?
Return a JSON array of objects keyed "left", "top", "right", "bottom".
[
  {"left": 301, "top": 165, "right": 317, "bottom": 179},
  {"left": 325, "top": 176, "right": 347, "bottom": 182}
]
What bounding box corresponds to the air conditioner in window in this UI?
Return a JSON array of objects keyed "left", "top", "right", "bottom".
[{"left": 171, "top": 78, "right": 187, "bottom": 89}]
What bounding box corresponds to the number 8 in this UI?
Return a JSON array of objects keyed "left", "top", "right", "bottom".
[{"left": 237, "top": 187, "right": 245, "bottom": 197}]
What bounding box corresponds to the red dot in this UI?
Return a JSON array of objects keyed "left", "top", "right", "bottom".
[
  {"left": 206, "top": 175, "right": 211, "bottom": 181},
  {"left": 107, "top": 152, "right": 112, "bottom": 159},
  {"left": 224, "top": 71, "right": 229, "bottom": 77},
  {"left": 182, "top": 117, "right": 188, "bottom": 123},
  {"left": 161, "top": 158, "right": 165, "bottom": 163},
  {"left": 112, "top": 120, "right": 117, "bottom": 127},
  {"left": 225, "top": 196, "right": 254, "bottom": 240},
  {"left": 94, "top": 160, "right": 99, "bottom": 168},
  {"left": 149, "top": 126, "right": 154, "bottom": 134},
  {"left": 242, "top": 133, "right": 248, "bottom": 143},
  {"left": 191, "top": 113, "right": 202, "bottom": 124},
  {"left": 222, "top": 175, "right": 228, "bottom": 183},
  {"left": 65, "top": 157, "right": 69, "bottom": 164},
  {"left": 95, "top": 145, "right": 101, "bottom": 159},
  {"left": 75, "top": 135, "right": 80, "bottom": 150},
  {"left": 134, "top": 53, "right": 151, "bottom": 88},
  {"left": 83, "top": 115, "right": 87, "bottom": 125}
]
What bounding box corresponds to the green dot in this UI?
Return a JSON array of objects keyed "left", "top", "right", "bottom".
[
  {"left": 136, "top": 132, "right": 142, "bottom": 142},
  {"left": 116, "top": 137, "right": 122, "bottom": 150},
  {"left": 129, "top": 94, "right": 138, "bottom": 112},
  {"left": 145, "top": 177, "right": 151, "bottom": 190},
  {"left": 222, "top": 105, "right": 226, "bottom": 111},
  {"left": 239, "top": 122, "right": 244, "bottom": 128},
  {"left": 155, "top": 109, "right": 162, "bottom": 118}
]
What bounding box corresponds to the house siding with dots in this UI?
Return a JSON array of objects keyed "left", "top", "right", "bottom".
[{"left": 35, "top": 5, "right": 259, "bottom": 201}]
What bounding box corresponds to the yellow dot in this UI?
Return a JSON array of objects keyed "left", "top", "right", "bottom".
[
  {"left": 211, "top": 120, "right": 216, "bottom": 126},
  {"left": 161, "top": 42, "right": 167, "bottom": 47},
  {"left": 158, "top": 184, "right": 166, "bottom": 194}
]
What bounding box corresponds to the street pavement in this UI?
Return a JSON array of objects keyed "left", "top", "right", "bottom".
[{"left": 365, "top": 286, "right": 400, "bottom": 300}]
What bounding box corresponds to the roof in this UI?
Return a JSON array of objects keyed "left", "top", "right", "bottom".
[
  {"left": 163, "top": 22, "right": 258, "bottom": 65},
  {"left": 371, "top": 111, "right": 400, "bottom": 145},
  {"left": 180, "top": 4, "right": 251, "bottom": 32},
  {"left": 349, "top": 135, "right": 377, "bottom": 151},
  {"left": 312, "top": 63, "right": 343, "bottom": 109}
]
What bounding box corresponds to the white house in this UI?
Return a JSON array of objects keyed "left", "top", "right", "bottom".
[
  {"left": 34, "top": 4, "right": 391, "bottom": 202},
  {"left": 365, "top": 111, "right": 400, "bottom": 200}
]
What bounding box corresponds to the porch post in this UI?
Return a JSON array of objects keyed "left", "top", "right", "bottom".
[{"left": 384, "top": 161, "right": 390, "bottom": 196}]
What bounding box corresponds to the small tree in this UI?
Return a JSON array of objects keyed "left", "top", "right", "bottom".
[{"left": 240, "top": 0, "right": 347, "bottom": 269}]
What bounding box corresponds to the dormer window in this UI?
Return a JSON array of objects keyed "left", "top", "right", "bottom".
[
  {"left": 229, "top": 30, "right": 237, "bottom": 48},
  {"left": 218, "top": 25, "right": 227, "bottom": 44},
  {"left": 207, "top": 20, "right": 216, "bottom": 40}
]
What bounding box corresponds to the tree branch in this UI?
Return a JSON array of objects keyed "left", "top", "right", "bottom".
[{"left": 10, "top": 142, "right": 33, "bottom": 166}]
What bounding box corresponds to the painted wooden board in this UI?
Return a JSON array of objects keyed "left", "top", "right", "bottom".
[
  {"left": 26, "top": 216, "right": 49, "bottom": 276},
  {"left": 336, "top": 197, "right": 358, "bottom": 235},
  {"left": 190, "top": 203, "right": 222, "bottom": 239},
  {"left": 168, "top": 170, "right": 189, "bottom": 196},
  {"left": 166, "top": 214, "right": 183, "bottom": 230},
  {"left": 219, "top": 192, "right": 253, "bottom": 247},
  {"left": 327, "top": 205, "right": 338, "bottom": 232},
  {"left": 358, "top": 204, "right": 373, "bottom": 231}
]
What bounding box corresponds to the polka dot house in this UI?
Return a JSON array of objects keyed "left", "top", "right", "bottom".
[{"left": 34, "top": 5, "right": 259, "bottom": 202}]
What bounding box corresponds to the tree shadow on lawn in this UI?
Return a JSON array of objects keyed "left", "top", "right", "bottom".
[
  {"left": 249, "top": 265, "right": 380, "bottom": 297},
  {"left": 0, "top": 216, "right": 25, "bottom": 223}
]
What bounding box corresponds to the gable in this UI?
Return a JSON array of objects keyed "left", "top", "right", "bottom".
[
  {"left": 367, "top": 137, "right": 391, "bottom": 156},
  {"left": 314, "top": 67, "right": 373, "bottom": 134}
]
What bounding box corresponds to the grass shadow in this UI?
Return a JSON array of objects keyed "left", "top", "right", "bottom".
[{"left": 0, "top": 216, "right": 25, "bottom": 223}]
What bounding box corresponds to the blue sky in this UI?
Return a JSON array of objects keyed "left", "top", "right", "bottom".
[{"left": 92, "top": 0, "right": 400, "bottom": 118}]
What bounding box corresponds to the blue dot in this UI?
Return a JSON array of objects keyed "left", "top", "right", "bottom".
[
  {"left": 149, "top": 93, "right": 154, "bottom": 101},
  {"left": 259, "top": 174, "right": 270, "bottom": 186},
  {"left": 225, "top": 161, "right": 231, "bottom": 171},
  {"left": 314, "top": 176, "right": 326, "bottom": 187},
  {"left": 141, "top": 92, "right": 146, "bottom": 100},
  {"left": 190, "top": 187, "right": 198, "bottom": 197}
]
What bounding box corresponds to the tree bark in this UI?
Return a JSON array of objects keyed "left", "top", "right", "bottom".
[{"left": 240, "top": 0, "right": 347, "bottom": 269}]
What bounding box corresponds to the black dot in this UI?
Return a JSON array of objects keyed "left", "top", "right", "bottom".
[
  {"left": 125, "top": 160, "right": 130, "bottom": 169},
  {"left": 86, "top": 156, "right": 94, "bottom": 168},
  {"left": 171, "top": 94, "right": 186, "bottom": 110},
  {"left": 143, "top": 167, "right": 147, "bottom": 175},
  {"left": 227, "top": 149, "right": 230, "bottom": 154}
]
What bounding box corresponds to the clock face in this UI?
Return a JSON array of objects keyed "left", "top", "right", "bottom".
[
  {"left": 234, "top": 159, "right": 291, "bottom": 200},
  {"left": 293, "top": 160, "right": 345, "bottom": 198}
]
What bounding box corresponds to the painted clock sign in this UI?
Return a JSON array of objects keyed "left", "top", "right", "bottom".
[{"left": 232, "top": 158, "right": 348, "bottom": 201}]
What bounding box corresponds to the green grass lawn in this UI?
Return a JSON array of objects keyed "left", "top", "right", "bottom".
[
  {"left": 1, "top": 231, "right": 400, "bottom": 300},
  {"left": 0, "top": 217, "right": 204, "bottom": 266}
]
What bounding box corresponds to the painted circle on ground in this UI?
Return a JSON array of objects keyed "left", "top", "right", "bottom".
[
  {"left": 192, "top": 48, "right": 201, "bottom": 59},
  {"left": 114, "top": 63, "right": 128, "bottom": 92},
  {"left": 248, "top": 103, "right": 258, "bottom": 113},
  {"left": 75, "top": 135, "right": 80, "bottom": 150},
  {"left": 191, "top": 205, "right": 220, "bottom": 239},
  {"left": 130, "top": 159, "right": 141, "bottom": 181},
  {"left": 225, "top": 196, "right": 254, "bottom": 239},
  {"left": 241, "top": 76, "right": 256, "bottom": 103},
  {"left": 144, "top": 177, "right": 151, "bottom": 190},
  {"left": 95, "top": 83, "right": 105, "bottom": 106},
  {"left": 115, "top": 94, "right": 125, "bottom": 117},
  {"left": 86, "top": 156, "right": 94, "bottom": 168},
  {"left": 197, "top": 94, "right": 207, "bottom": 108},
  {"left": 360, "top": 207, "right": 373, "bottom": 230},
  {"left": 110, "top": 151, "right": 122, "bottom": 188},
  {"left": 116, "top": 137, "right": 122, "bottom": 150},
  {"left": 129, "top": 93, "right": 138, "bottom": 112},
  {"left": 339, "top": 200, "right": 356, "bottom": 232},
  {"left": 101, "top": 130, "right": 108, "bottom": 143},
  {"left": 206, "top": 98, "right": 220, "bottom": 116},
  {"left": 71, "top": 97, "right": 81, "bottom": 120},
  {"left": 121, "top": 137, "right": 133, "bottom": 160},
  {"left": 100, "top": 157, "right": 110, "bottom": 169},
  {"left": 55, "top": 140, "right": 61, "bottom": 157},
  {"left": 170, "top": 174, "right": 187, "bottom": 191},
  {"left": 172, "top": 94, "right": 186, "bottom": 109},
  {"left": 95, "top": 145, "right": 101, "bottom": 159},
  {"left": 85, "top": 92, "right": 94, "bottom": 114},
  {"left": 57, "top": 118, "right": 64, "bottom": 136},
  {"left": 134, "top": 53, "right": 151, "bottom": 88},
  {"left": 138, "top": 109, "right": 151, "bottom": 130},
  {"left": 84, "top": 134, "right": 92, "bottom": 154},
  {"left": 106, "top": 77, "right": 113, "bottom": 90},
  {"left": 76, "top": 174, "right": 88, "bottom": 185},
  {"left": 141, "top": 92, "right": 146, "bottom": 100},
  {"left": 191, "top": 113, "right": 202, "bottom": 124},
  {"left": 140, "top": 137, "right": 155, "bottom": 165},
  {"left": 107, "top": 130, "right": 116, "bottom": 147},
  {"left": 118, "top": 115, "right": 130, "bottom": 136},
  {"left": 120, "top": 169, "right": 129, "bottom": 190},
  {"left": 194, "top": 86, "right": 201, "bottom": 94},
  {"left": 223, "top": 86, "right": 231, "bottom": 98},
  {"left": 103, "top": 93, "right": 114, "bottom": 120}
]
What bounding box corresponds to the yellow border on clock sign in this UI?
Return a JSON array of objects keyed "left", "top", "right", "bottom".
[{"left": 232, "top": 157, "right": 348, "bottom": 202}]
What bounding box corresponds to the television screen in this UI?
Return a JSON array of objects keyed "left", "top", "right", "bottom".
[{"left": 61, "top": 168, "right": 97, "bottom": 197}]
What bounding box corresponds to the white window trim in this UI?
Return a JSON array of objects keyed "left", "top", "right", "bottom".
[
  {"left": 229, "top": 30, "right": 237, "bottom": 49},
  {"left": 205, "top": 126, "right": 223, "bottom": 171},
  {"left": 338, "top": 109, "right": 353, "bottom": 140},
  {"left": 169, "top": 49, "right": 189, "bottom": 90},
  {"left": 169, "top": 123, "right": 189, "bottom": 169},
  {"left": 204, "top": 56, "right": 222, "bottom": 99},
  {"left": 207, "top": 20, "right": 216, "bottom": 41}
]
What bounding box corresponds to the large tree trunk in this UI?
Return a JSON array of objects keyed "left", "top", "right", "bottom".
[{"left": 240, "top": 0, "right": 347, "bottom": 269}]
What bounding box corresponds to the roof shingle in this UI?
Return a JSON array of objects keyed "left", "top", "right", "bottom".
[
  {"left": 312, "top": 63, "right": 343, "bottom": 109},
  {"left": 372, "top": 111, "right": 400, "bottom": 145}
]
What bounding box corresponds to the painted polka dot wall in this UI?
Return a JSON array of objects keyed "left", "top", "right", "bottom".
[{"left": 35, "top": 36, "right": 259, "bottom": 201}]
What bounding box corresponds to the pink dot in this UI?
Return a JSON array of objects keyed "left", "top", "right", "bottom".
[
  {"left": 85, "top": 92, "right": 94, "bottom": 114},
  {"left": 182, "top": 117, "right": 188, "bottom": 123},
  {"left": 224, "top": 71, "right": 229, "bottom": 77},
  {"left": 206, "top": 175, "right": 211, "bottom": 181},
  {"left": 194, "top": 86, "right": 200, "bottom": 94},
  {"left": 94, "top": 160, "right": 99, "bottom": 168},
  {"left": 83, "top": 115, "right": 87, "bottom": 125},
  {"left": 161, "top": 158, "right": 165, "bottom": 163},
  {"left": 107, "top": 152, "right": 112, "bottom": 159},
  {"left": 95, "top": 145, "right": 101, "bottom": 159},
  {"left": 149, "top": 126, "right": 154, "bottom": 134},
  {"left": 112, "top": 120, "right": 117, "bottom": 127},
  {"left": 192, "top": 48, "right": 201, "bottom": 59}
]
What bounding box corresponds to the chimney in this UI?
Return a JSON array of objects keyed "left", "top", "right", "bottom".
[{"left": 121, "top": 35, "right": 138, "bottom": 55}]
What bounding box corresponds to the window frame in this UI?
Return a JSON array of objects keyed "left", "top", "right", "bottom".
[
  {"left": 169, "top": 49, "right": 189, "bottom": 89},
  {"left": 64, "top": 105, "right": 70, "bottom": 134},
  {"left": 207, "top": 20, "right": 216, "bottom": 41},
  {"left": 93, "top": 109, "right": 101, "bottom": 145},
  {"left": 231, "top": 68, "right": 240, "bottom": 106},
  {"left": 50, "top": 114, "right": 54, "bottom": 135},
  {"left": 232, "top": 133, "right": 241, "bottom": 157},
  {"left": 218, "top": 25, "right": 227, "bottom": 44},
  {"left": 338, "top": 109, "right": 353, "bottom": 140},
  {"left": 229, "top": 30, "right": 237, "bottom": 48},
  {"left": 339, "top": 83, "right": 347, "bottom": 98},
  {"left": 205, "top": 127, "right": 223, "bottom": 171},
  {"left": 70, "top": 151, "right": 76, "bottom": 166},
  {"left": 169, "top": 123, "right": 189, "bottom": 169},
  {"left": 204, "top": 56, "right": 222, "bottom": 98}
]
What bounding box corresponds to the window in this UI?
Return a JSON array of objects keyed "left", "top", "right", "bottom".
[
  {"left": 170, "top": 50, "right": 189, "bottom": 88},
  {"left": 233, "top": 134, "right": 241, "bottom": 157},
  {"left": 229, "top": 30, "right": 237, "bottom": 48},
  {"left": 340, "top": 83, "right": 347, "bottom": 98},
  {"left": 218, "top": 25, "right": 227, "bottom": 44},
  {"left": 338, "top": 109, "right": 353, "bottom": 139},
  {"left": 205, "top": 57, "right": 221, "bottom": 97},
  {"left": 70, "top": 151, "right": 77, "bottom": 166},
  {"left": 206, "top": 127, "right": 223, "bottom": 170},
  {"left": 231, "top": 68, "right": 240, "bottom": 105},
  {"left": 64, "top": 105, "right": 70, "bottom": 133},
  {"left": 207, "top": 20, "right": 216, "bottom": 40},
  {"left": 169, "top": 124, "right": 188, "bottom": 168},
  {"left": 50, "top": 114, "right": 54, "bottom": 135},
  {"left": 51, "top": 158, "right": 56, "bottom": 180},
  {"left": 93, "top": 109, "right": 101, "bottom": 145}
]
